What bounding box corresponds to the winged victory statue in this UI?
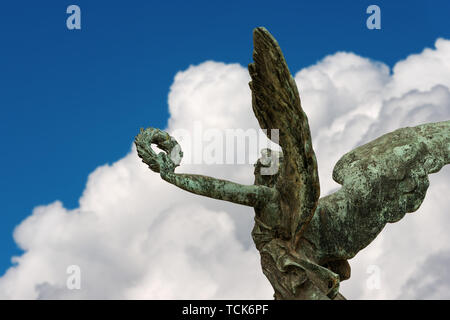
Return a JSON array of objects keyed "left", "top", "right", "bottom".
[{"left": 134, "top": 27, "right": 450, "bottom": 300}]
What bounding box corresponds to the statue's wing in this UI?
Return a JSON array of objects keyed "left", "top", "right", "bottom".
[
  {"left": 249, "top": 27, "right": 320, "bottom": 241},
  {"left": 305, "top": 121, "right": 450, "bottom": 262}
]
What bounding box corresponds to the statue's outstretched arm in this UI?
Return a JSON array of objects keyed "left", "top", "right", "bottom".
[
  {"left": 135, "top": 127, "right": 277, "bottom": 207},
  {"left": 161, "top": 171, "right": 275, "bottom": 207}
]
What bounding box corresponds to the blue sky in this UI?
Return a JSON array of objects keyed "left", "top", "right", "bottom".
[{"left": 0, "top": 0, "right": 449, "bottom": 276}]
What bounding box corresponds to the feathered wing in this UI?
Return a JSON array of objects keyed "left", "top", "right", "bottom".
[
  {"left": 304, "top": 120, "right": 450, "bottom": 262},
  {"left": 249, "top": 27, "right": 320, "bottom": 241}
]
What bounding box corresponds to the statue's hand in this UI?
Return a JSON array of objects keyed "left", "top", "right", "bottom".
[
  {"left": 134, "top": 128, "right": 183, "bottom": 175},
  {"left": 156, "top": 152, "right": 176, "bottom": 179}
]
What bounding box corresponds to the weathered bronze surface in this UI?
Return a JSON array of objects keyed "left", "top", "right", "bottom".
[{"left": 135, "top": 27, "right": 450, "bottom": 300}]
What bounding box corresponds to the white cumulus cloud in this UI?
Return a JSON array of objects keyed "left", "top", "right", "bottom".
[{"left": 0, "top": 38, "right": 449, "bottom": 299}]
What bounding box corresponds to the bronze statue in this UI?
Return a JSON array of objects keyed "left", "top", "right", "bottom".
[{"left": 134, "top": 27, "right": 450, "bottom": 300}]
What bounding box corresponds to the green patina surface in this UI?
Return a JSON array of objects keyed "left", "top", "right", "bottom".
[{"left": 134, "top": 27, "right": 450, "bottom": 300}]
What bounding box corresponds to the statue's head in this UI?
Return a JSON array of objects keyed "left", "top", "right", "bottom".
[{"left": 254, "top": 148, "right": 284, "bottom": 187}]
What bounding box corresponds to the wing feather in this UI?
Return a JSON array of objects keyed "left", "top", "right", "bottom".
[
  {"left": 304, "top": 120, "right": 450, "bottom": 262},
  {"left": 249, "top": 27, "right": 320, "bottom": 240}
]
